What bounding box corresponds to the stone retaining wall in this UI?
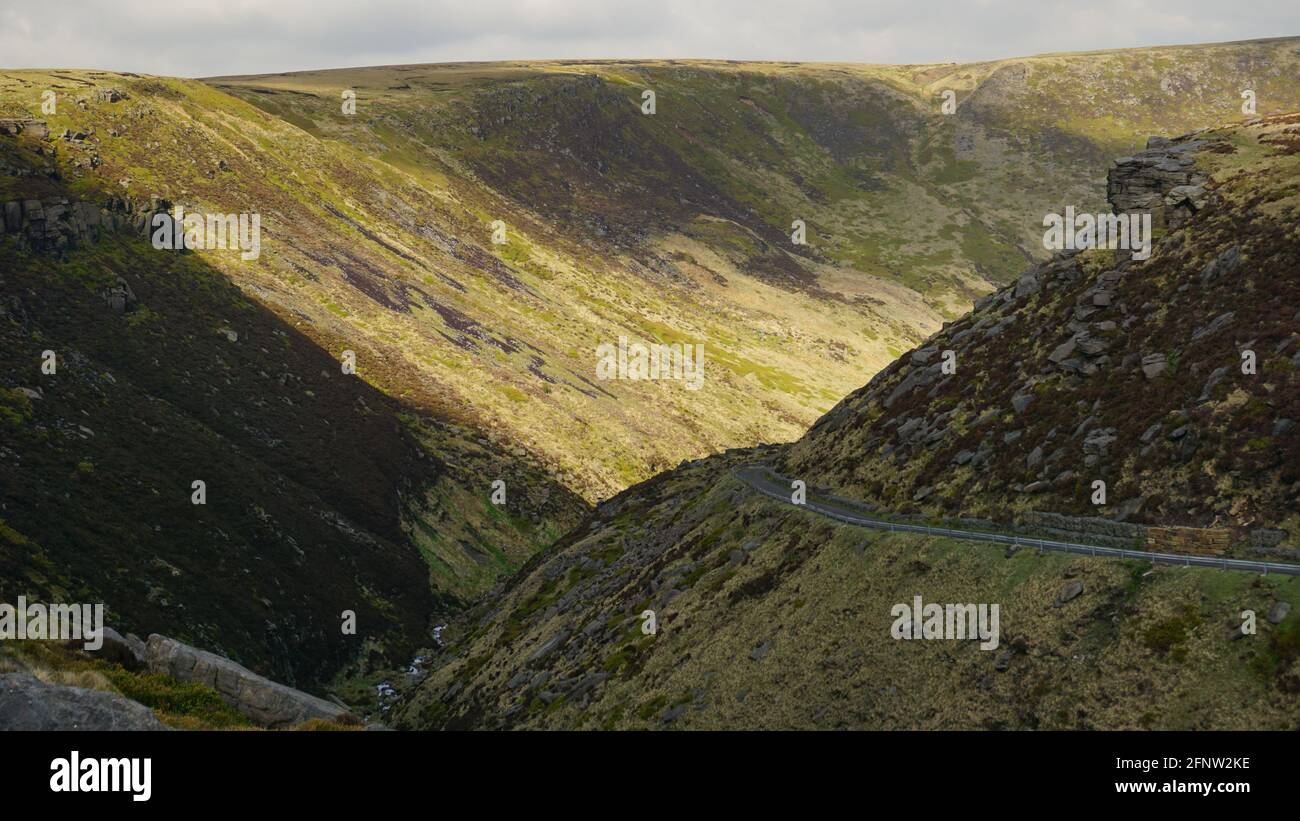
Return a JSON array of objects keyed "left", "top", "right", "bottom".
[
  {"left": 1144, "top": 525, "right": 1234, "bottom": 557},
  {"left": 1021, "top": 510, "right": 1145, "bottom": 549},
  {"left": 1020, "top": 510, "right": 1246, "bottom": 556}
]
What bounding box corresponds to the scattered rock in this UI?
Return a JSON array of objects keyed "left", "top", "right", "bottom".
[
  {"left": 527, "top": 629, "right": 570, "bottom": 663},
  {"left": 1049, "top": 338, "right": 1078, "bottom": 363},
  {"left": 661, "top": 704, "right": 687, "bottom": 723},
  {"left": 1141, "top": 353, "right": 1167, "bottom": 379},
  {"left": 80, "top": 626, "right": 146, "bottom": 670},
  {"left": 1054, "top": 581, "right": 1084, "bottom": 607},
  {"left": 1267, "top": 602, "right": 1291, "bottom": 625},
  {"left": 1199, "top": 245, "right": 1240, "bottom": 285},
  {"left": 1191, "top": 312, "right": 1234, "bottom": 342}
]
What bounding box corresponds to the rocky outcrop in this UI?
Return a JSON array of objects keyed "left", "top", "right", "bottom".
[
  {"left": 0, "top": 117, "right": 50, "bottom": 139},
  {"left": 1107, "top": 135, "right": 1212, "bottom": 231},
  {"left": 144, "top": 634, "right": 352, "bottom": 728},
  {"left": 93, "top": 88, "right": 129, "bottom": 104},
  {"left": 0, "top": 194, "right": 172, "bottom": 253},
  {"left": 0, "top": 673, "right": 168, "bottom": 731}
]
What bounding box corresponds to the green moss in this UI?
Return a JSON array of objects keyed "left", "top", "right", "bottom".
[
  {"left": 498, "top": 384, "right": 529, "bottom": 403},
  {"left": 0, "top": 388, "right": 34, "bottom": 426},
  {"left": 636, "top": 694, "right": 669, "bottom": 720},
  {"left": 1142, "top": 607, "right": 1201, "bottom": 662}
]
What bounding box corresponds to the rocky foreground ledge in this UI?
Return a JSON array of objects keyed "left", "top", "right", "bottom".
[{"left": 0, "top": 629, "right": 363, "bottom": 730}]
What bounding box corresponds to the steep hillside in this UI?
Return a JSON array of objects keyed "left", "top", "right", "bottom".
[
  {"left": 0, "top": 129, "right": 587, "bottom": 686},
  {"left": 783, "top": 112, "right": 1300, "bottom": 534},
  {"left": 200, "top": 37, "right": 1300, "bottom": 495},
  {"left": 393, "top": 115, "right": 1300, "bottom": 730},
  {"left": 1, "top": 68, "right": 932, "bottom": 504},
  {"left": 4, "top": 39, "right": 1299, "bottom": 700},
  {"left": 394, "top": 453, "right": 1300, "bottom": 730}
]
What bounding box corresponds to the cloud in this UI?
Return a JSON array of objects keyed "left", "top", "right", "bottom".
[{"left": 1, "top": 0, "right": 1296, "bottom": 76}]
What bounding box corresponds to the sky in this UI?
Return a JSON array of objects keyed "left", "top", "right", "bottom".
[{"left": 1, "top": 0, "right": 1297, "bottom": 77}]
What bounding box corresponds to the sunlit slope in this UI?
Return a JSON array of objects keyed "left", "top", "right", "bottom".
[
  {"left": 784, "top": 113, "right": 1300, "bottom": 533},
  {"left": 395, "top": 454, "right": 1300, "bottom": 730},
  {"left": 1, "top": 70, "right": 932, "bottom": 502}
]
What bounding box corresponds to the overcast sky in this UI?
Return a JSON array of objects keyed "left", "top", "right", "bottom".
[{"left": 2, "top": 0, "right": 1297, "bottom": 77}]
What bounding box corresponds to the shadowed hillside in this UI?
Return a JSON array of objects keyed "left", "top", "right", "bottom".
[{"left": 0, "top": 137, "right": 587, "bottom": 686}]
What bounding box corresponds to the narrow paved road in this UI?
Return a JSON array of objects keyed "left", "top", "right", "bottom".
[{"left": 733, "top": 464, "right": 1300, "bottom": 576}]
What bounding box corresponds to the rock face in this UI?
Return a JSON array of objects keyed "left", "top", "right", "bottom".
[
  {"left": 144, "top": 634, "right": 350, "bottom": 728},
  {"left": 93, "top": 88, "right": 129, "bottom": 104},
  {"left": 1107, "top": 137, "right": 1211, "bottom": 231},
  {"left": 0, "top": 117, "right": 49, "bottom": 138},
  {"left": 0, "top": 193, "right": 171, "bottom": 252},
  {"left": 0, "top": 673, "right": 168, "bottom": 731}
]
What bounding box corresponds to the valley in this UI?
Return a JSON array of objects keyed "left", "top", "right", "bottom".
[{"left": 2, "top": 36, "right": 1299, "bottom": 728}]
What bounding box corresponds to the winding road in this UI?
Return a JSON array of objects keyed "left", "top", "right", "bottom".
[{"left": 733, "top": 464, "right": 1300, "bottom": 576}]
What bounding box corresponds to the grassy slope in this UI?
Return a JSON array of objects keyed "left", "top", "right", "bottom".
[
  {"left": 395, "top": 454, "right": 1300, "bottom": 730},
  {"left": 203, "top": 37, "right": 1300, "bottom": 498},
  {"left": 7, "top": 42, "right": 1296, "bottom": 505},
  {"left": 394, "top": 110, "right": 1300, "bottom": 730},
  {"left": 4, "top": 38, "right": 1299, "bottom": 698}
]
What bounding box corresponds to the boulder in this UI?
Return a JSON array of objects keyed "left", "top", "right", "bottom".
[
  {"left": 1198, "top": 367, "right": 1228, "bottom": 402},
  {"left": 0, "top": 673, "right": 167, "bottom": 730},
  {"left": 1026, "top": 446, "right": 1043, "bottom": 469},
  {"left": 93, "top": 88, "right": 129, "bottom": 103},
  {"left": 1200, "top": 245, "right": 1241, "bottom": 285},
  {"left": 1054, "top": 581, "right": 1084, "bottom": 607},
  {"left": 1083, "top": 427, "right": 1118, "bottom": 456},
  {"left": 1140, "top": 353, "right": 1167, "bottom": 379},
  {"left": 1190, "top": 312, "right": 1234, "bottom": 342},
  {"left": 74, "top": 626, "right": 146, "bottom": 670},
  {"left": 144, "top": 634, "right": 350, "bottom": 728},
  {"left": 1267, "top": 602, "right": 1291, "bottom": 625},
  {"left": 1077, "top": 335, "right": 1110, "bottom": 356},
  {"left": 1014, "top": 269, "right": 1041, "bottom": 298},
  {"left": 1049, "top": 338, "right": 1078, "bottom": 363}
]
